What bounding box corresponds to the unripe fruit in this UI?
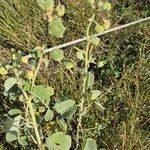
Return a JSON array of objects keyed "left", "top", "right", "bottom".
[
  {"left": 95, "top": 24, "right": 104, "bottom": 33},
  {"left": 102, "top": 2, "right": 111, "bottom": 11}
]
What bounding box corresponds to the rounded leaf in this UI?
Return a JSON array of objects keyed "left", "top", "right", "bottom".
[
  {"left": 54, "top": 100, "right": 75, "bottom": 115},
  {"left": 51, "top": 49, "right": 64, "bottom": 61},
  {"left": 44, "top": 109, "right": 54, "bottom": 121},
  {"left": 46, "top": 132, "right": 71, "bottom": 150},
  {"left": 49, "top": 16, "right": 66, "bottom": 38},
  {"left": 84, "top": 138, "right": 97, "bottom": 150},
  {"left": 4, "top": 77, "right": 17, "bottom": 91}
]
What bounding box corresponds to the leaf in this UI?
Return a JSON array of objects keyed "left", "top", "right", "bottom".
[
  {"left": 90, "top": 90, "right": 101, "bottom": 100},
  {"left": 86, "top": 72, "right": 94, "bottom": 89},
  {"left": 6, "top": 131, "right": 18, "bottom": 142},
  {"left": 0, "top": 67, "right": 8, "bottom": 75},
  {"left": 84, "top": 138, "right": 97, "bottom": 150},
  {"left": 44, "top": 109, "right": 54, "bottom": 121},
  {"left": 54, "top": 100, "right": 75, "bottom": 115},
  {"left": 46, "top": 132, "right": 71, "bottom": 150},
  {"left": 4, "top": 77, "right": 17, "bottom": 91},
  {"left": 63, "top": 61, "right": 74, "bottom": 70},
  {"left": 33, "top": 85, "right": 54, "bottom": 105},
  {"left": 49, "top": 16, "right": 66, "bottom": 38},
  {"left": 18, "top": 136, "right": 28, "bottom": 146},
  {"left": 2, "top": 115, "right": 21, "bottom": 132},
  {"left": 8, "top": 109, "right": 21, "bottom": 116},
  {"left": 36, "top": 0, "right": 54, "bottom": 11},
  {"left": 51, "top": 49, "right": 64, "bottom": 62},
  {"left": 76, "top": 51, "right": 84, "bottom": 60}
]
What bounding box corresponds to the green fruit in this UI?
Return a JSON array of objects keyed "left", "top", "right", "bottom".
[
  {"left": 95, "top": 24, "right": 104, "bottom": 33},
  {"left": 102, "top": 2, "right": 111, "bottom": 11}
]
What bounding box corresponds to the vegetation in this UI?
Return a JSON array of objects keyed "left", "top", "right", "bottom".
[{"left": 0, "top": 0, "right": 149, "bottom": 149}]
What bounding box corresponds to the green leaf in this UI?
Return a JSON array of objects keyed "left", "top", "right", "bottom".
[
  {"left": 44, "top": 109, "right": 54, "bottom": 121},
  {"left": 86, "top": 72, "right": 94, "bottom": 89},
  {"left": 33, "top": 85, "right": 54, "bottom": 103},
  {"left": 46, "top": 132, "right": 71, "bottom": 150},
  {"left": 36, "top": 0, "right": 54, "bottom": 11},
  {"left": 4, "top": 77, "right": 17, "bottom": 91},
  {"left": 18, "top": 136, "right": 28, "bottom": 146},
  {"left": 84, "top": 138, "right": 97, "bottom": 150},
  {"left": 54, "top": 100, "right": 75, "bottom": 115},
  {"left": 6, "top": 131, "right": 18, "bottom": 142},
  {"left": 90, "top": 90, "right": 101, "bottom": 100},
  {"left": 51, "top": 49, "right": 64, "bottom": 62},
  {"left": 76, "top": 51, "right": 84, "bottom": 60},
  {"left": 49, "top": 16, "right": 66, "bottom": 38},
  {"left": 2, "top": 115, "right": 21, "bottom": 132},
  {"left": 8, "top": 109, "right": 21, "bottom": 116},
  {"left": 63, "top": 61, "right": 74, "bottom": 70}
]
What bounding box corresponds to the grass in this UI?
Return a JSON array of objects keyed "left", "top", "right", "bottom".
[{"left": 0, "top": 0, "right": 150, "bottom": 149}]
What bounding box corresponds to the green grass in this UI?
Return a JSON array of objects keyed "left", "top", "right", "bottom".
[{"left": 0, "top": 0, "right": 150, "bottom": 149}]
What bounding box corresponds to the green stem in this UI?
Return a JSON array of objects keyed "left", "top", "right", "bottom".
[{"left": 76, "top": 14, "right": 95, "bottom": 150}]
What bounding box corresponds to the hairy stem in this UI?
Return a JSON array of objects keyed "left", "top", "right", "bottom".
[{"left": 76, "top": 15, "right": 95, "bottom": 150}]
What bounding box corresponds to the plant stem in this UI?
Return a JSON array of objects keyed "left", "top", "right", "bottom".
[
  {"left": 76, "top": 15, "right": 95, "bottom": 150},
  {"left": 15, "top": 54, "right": 45, "bottom": 150}
]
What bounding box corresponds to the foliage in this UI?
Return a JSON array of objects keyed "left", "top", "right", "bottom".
[{"left": 0, "top": 0, "right": 149, "bottom": 150}]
